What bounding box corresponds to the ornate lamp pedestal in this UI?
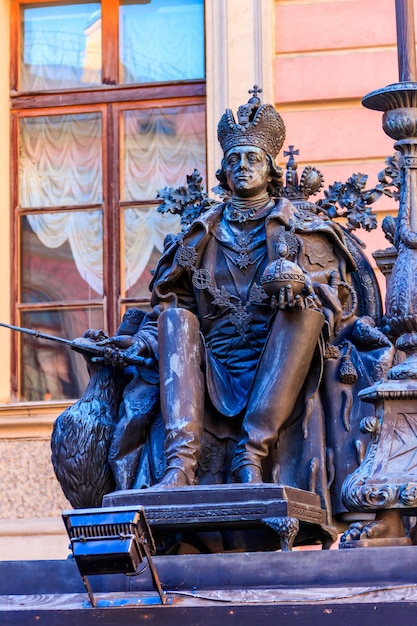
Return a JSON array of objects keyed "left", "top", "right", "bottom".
[
  {"left": 341, "top": 83, "right": 417, "bottom": 547},
  {"left": 341, "top": 380, "right": 417, "bottom": 547}
]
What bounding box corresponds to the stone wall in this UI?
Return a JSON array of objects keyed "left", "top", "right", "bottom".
[
  {"left": 0, "top": 403, "right": 70, "bottom": 560},
  {"left": 0, "top": 438, "right": 68, "bottom": 520}
]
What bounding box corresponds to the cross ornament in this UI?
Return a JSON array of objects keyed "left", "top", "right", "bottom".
[
  {"left": 283, "top": 145, "right": 300, "bottom": 161},
  {"left": 248, "top": 85, "right": 262, "bottom": 99}
]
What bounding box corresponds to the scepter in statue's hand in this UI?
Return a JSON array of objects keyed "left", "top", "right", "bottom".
[{"left": 0, "top": 322, "right": 155, "bottom": 369}]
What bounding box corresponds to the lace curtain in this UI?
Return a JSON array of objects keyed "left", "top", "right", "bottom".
[
  {"left": 122, "top": 106, "right": 206, "bottom": 199},
  {"left": 20, "top": 113, "right": 104, "bottom": 294},
  {"left": 19, "top": 106, "right": 206, "bottom": 295}
]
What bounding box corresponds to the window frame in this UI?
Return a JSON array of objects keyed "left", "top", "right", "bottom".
[
  {"left": 11, "top": 0, "right": 121, "bottom": 92},
  {"left": 10, "top": 0, "right": 207, "bottom": 401}
]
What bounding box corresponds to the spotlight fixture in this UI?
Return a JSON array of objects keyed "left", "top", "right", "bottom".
[{"left": 62, "top": 505, "right": 166, "bottom": 607}]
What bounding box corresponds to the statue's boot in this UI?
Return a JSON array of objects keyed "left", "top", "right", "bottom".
[
  {"left": 231, "top": 307, "right": 325, "bottom": 482},
  {"left": 155, "top": 307, "right": 204, "bottom": 488}
]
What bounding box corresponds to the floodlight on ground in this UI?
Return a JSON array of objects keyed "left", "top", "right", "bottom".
[{"left": 62, "top": 505, "right": 166, "bottom": 607}]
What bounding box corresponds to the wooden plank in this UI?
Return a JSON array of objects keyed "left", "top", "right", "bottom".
[
  {"left": 103, "top": 102, "right": 120, "bottom": 334},
  {"left": 15, "top": 301, "right": 103, "bottom": 311},
  {"left": 10, "top": 82, "right": 207, "bottom": 110},
  {"left": 10, "top": 0, "right": 19, "bottom": 91},
  {"left": 16, "top": 203, "right": 103, "bottom": 213},
  {"left": 101, "top": 0, "right": 119, "bottom": 86},
  {"left": 10, "top": 112, "right": 19, "bottom": 400}
]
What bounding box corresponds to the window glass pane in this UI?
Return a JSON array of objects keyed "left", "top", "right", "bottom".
[
  {"left": 125, "top": 244, "right": 159, "bottom": 300},
  {"left": 21, "top": 212, "right": 104, "bottom": 302},
  {"left": 122, "top": 206, "right": 180, "bottom": 298},
  {"left": 20, "top": 307, "right": 104, "bottom": 402},
  {"left": 119, "top": 0, "right": 204, "bottom": 84},
  {"left": 122, "top": 105, "right": 206, "bottom": 201},
  {"left": 20, "top": 2, "right": 102, "bottom": 91},
  {"left": 19, "top": 113, "right": 102, "bottom": 208}
]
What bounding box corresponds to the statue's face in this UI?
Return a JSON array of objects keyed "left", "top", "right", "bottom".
[{"left": 225, "top": 145, "right": 271, "bottom": 198}]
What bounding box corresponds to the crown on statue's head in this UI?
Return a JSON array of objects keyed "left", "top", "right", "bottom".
[
  {"left": 217, "top": 86, "right": 286, "bottom": 159},
  {"left": 282, "top": 145, "right": 324, "bottom": 206}
]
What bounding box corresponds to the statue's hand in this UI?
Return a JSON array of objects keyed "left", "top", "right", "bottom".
[
  {"left": 96, "top": 333, "right": 150, "bottom": 366},
  {"left": 277, "top": 275, "right": 315, "bottom": 311},
  {"left": 83, "top": 328, "right": 109, "bottom": 342},
  {"left": 96, "top": 334, "right": 135, "bottom": 349},
  {"left": 122, "top": 336, "right": 149, "bottom": 360}
]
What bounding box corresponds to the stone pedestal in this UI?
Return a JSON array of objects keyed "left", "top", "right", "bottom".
[
  {"left": 103, "top": 484, "right": 337, "bottom": 551},
  {"left": 341, "top": 380, "right": 417, "bottom": 547}
]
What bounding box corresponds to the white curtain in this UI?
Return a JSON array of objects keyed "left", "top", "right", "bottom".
[
  {"left": 123, "top": 106, "right": 206, "bottom": 200},
  {"left": 19, "top": 107, "right": 205, "bottom": 294},
  {"left": 20, "top": 114, "right": 104, "bottom": 294},
  {"left": 124, "top": 207, "right": 180, "bottom": 289},
  {"left": 26, "top": 211, "right": 104, "bottom": 296}
]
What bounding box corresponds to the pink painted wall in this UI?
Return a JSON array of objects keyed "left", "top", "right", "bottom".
[{"left": 273, "top": 0, "right": 405, "bottom": 294}]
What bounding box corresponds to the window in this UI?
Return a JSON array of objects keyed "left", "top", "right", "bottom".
[{"left": 11, "top": 0, "right": 206, "bottom": 402}]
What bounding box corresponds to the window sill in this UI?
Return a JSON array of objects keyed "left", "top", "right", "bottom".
[{"left": 0, "top": 400, "right": 73, "bottom": 438}]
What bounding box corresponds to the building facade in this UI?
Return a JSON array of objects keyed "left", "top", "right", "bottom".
[{"left": 0, "top": 0, "right": 403, "bottom": 560}]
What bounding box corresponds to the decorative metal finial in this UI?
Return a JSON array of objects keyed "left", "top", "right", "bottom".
[
  {"left": 248, "top": 85, "right": 262, "bottom": 97},
  {"left": 248, "top": 85, "right": 262, "bottom": 105},
  {"left": 237, "top": 86, "right": 264, "bottom": 125},
  {"left": 281, "top": 146, "right": 324, "bottom": 202},
  {"left": 283, "top": 145, "right": 300, "bottom": 168},
  {"left": 284, "top": 145, "right": 300, "bottom": 189}
]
